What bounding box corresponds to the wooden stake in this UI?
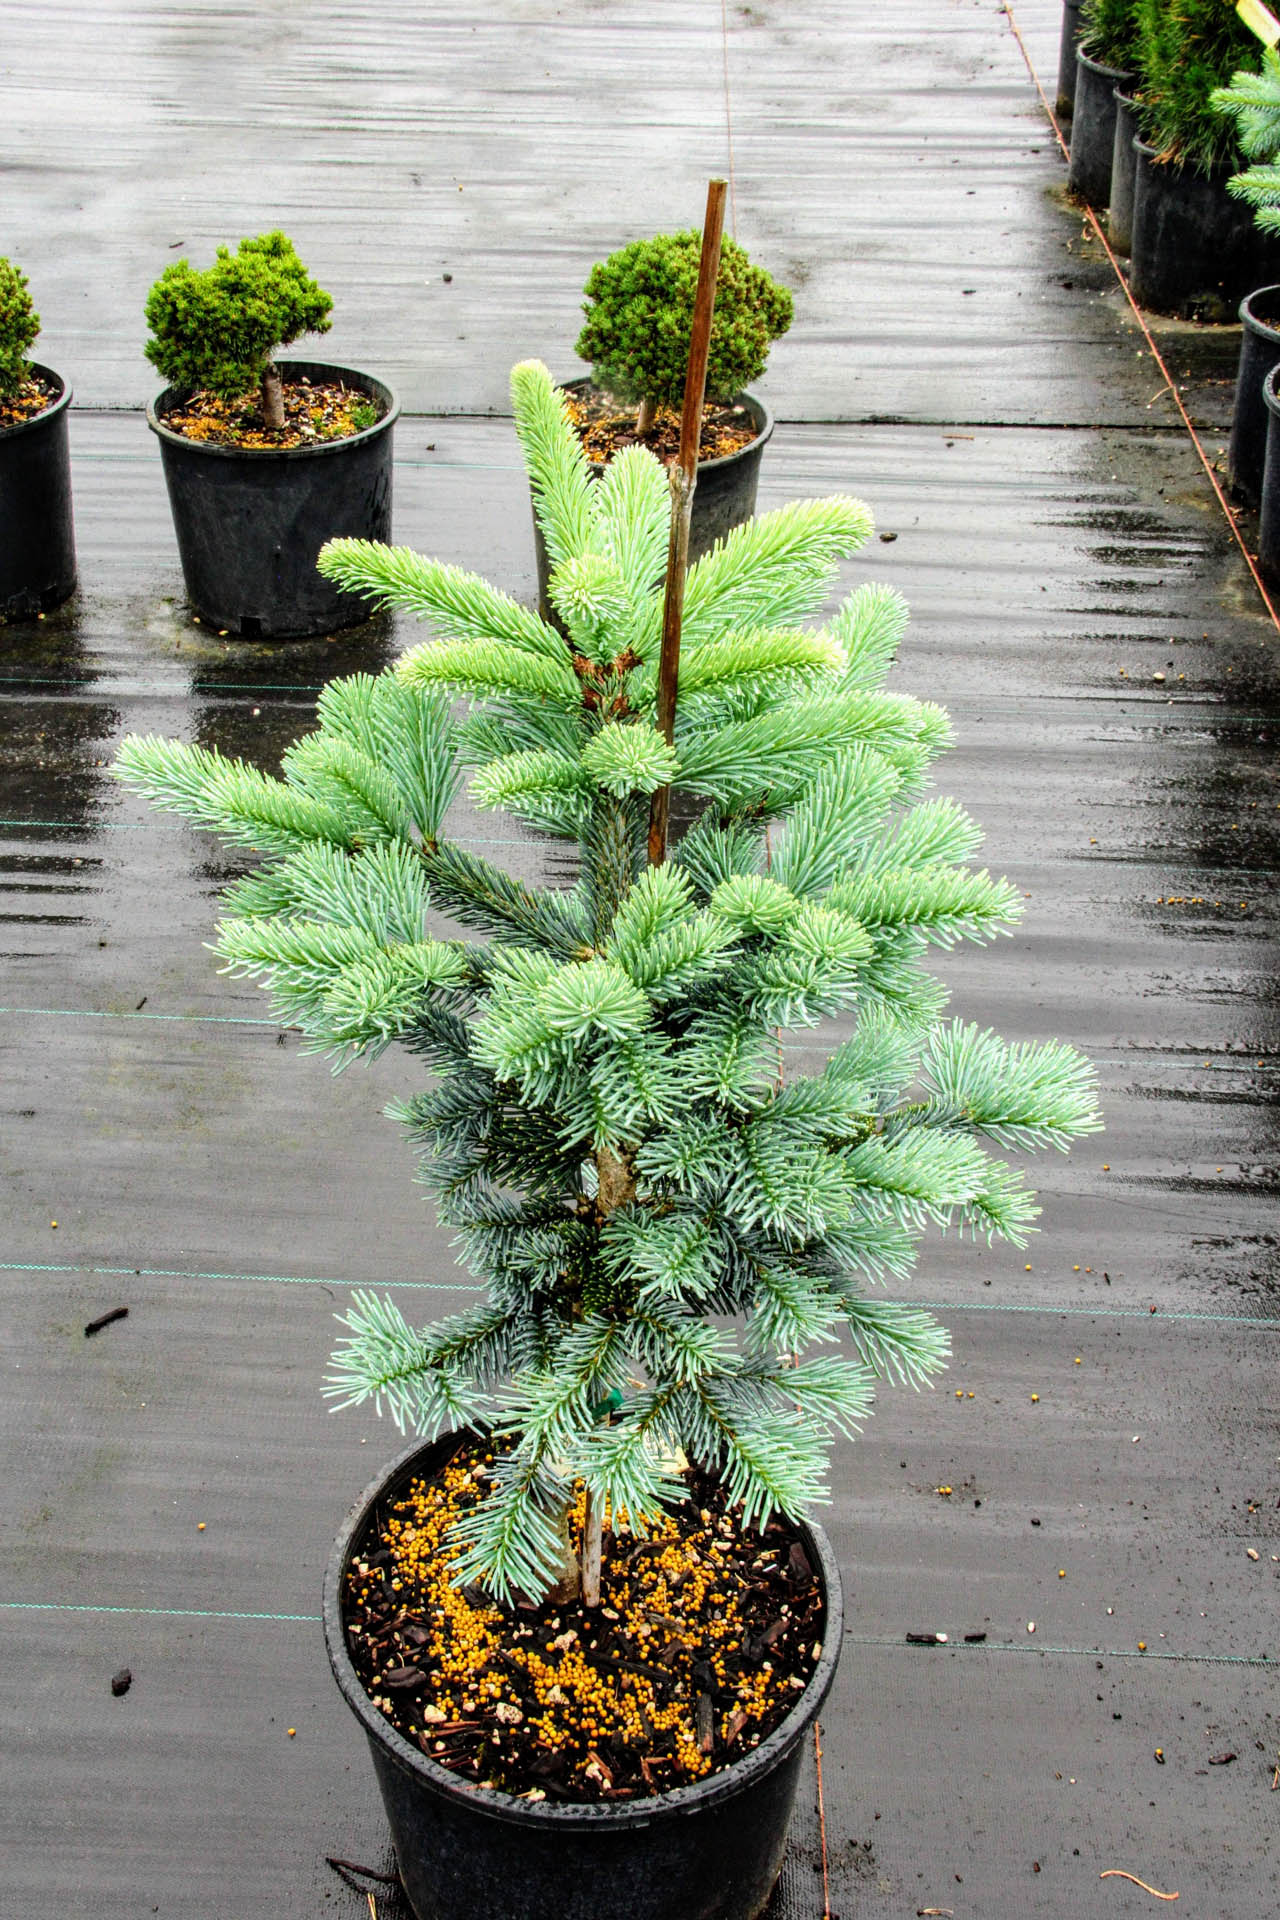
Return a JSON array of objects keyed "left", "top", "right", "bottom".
[{"left": 647, "top": 178, "right": 728, "bottom": 868}]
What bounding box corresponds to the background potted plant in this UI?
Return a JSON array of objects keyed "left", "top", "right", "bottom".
[
  {"left": 113, "top": 359, "right": 1099, "bottom": 1920},
  {"left": 144, "top": 229, "right": 398, "bottom": 640},
  {"left": 1068, "top": 0, "right": 1140, "bottom": 210},
  {"left": 0, "top": 257, "right": 76, "bottom": 622},
  {"left": 1109, "top": 63, "right": 1146, "bottom": 253},
  {"left": 1210, "top": 48, "right": 1280, "bottom": 507},
  {"left": 1128, "top": 0, "right": 1274, "bottom": 317},
  {"left": 533, "top": 231, "right": 793, "bottom": 619},
  {"left": 1058, "top": 0, "right": 1085, "bottom": 121}
]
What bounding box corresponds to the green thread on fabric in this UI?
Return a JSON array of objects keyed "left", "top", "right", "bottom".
[
  {"left": 2, "top": 1605, "right": 1266, "bottom": 1664},
  {"left": 2, "top": 1259, "right": 1277, "bottom": 1325},
  {"left": 0, "top": 1601, "right": 318, "bottom": 1623},
  {"left": 843, "top": 1633, "right": 1273, "bottom": 1667},
  {"left": 0, "top": 1260, "right": 478, "bottom": 1292},
  {"left": 0, "top": 1006, "right": 282, "bottom": 1027},
  {"left": 904, "top": 1299, "right": 1280, "bottom": 1329}
]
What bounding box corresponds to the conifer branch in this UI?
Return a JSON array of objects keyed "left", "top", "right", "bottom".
[
  {"left": 510, "top": 359, "right": 599, "bottom": 575},
  {"left": 421, "top": 841, "right": 591, "bottom": 956},
  {"left": 318, "top": 539, "right": 568, "bottom": 663}
]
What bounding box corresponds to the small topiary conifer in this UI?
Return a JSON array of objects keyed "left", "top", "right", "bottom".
[
  {"left": 1135, "top": 0, "right": 1256, "bottom": 173},
  {"left": 0, "top": 258, "right": 40, "bottom": 403},
  {"left": 1079, "top": 0, "right": 1140, "bottom": 74},
  {"left": 576, "top": 232, "right": 792, "bottom": 431},
  {"left": 1212, "top": 47, "right": 1280, "bottom": 230},
  {"left": 144, "top": 230, "right": 333, "bottom": 430},
  {"left": 113, "top": 361, "right": 1100, "bottom": 1606}
]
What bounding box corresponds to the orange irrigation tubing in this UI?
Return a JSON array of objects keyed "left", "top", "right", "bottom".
[
  {"left": 1000, "top": 0, "right": 1280, "bottom": 635},
  {"left": 814, "top": 1721, "right": 833, "bottom": 1919}
]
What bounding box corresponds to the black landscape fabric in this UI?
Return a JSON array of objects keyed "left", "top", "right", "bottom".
[{"left": 3, "top": 0, "right": 1278, "bottom": 1915}]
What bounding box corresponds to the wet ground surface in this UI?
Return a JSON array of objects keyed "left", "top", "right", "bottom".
[
  {"left": 0, "top": 0, "right": 1243, "bottom": 430},
  {"left": 3, "top": 2, "right": 1279, "bottom": 1917}
]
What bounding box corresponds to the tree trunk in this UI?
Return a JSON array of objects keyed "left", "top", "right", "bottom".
[
  {"left": 260, "top": 363, "right": 285, "bottom": 431},
  {"left": 597, "top": 1143, "right": 637, "bottom": 1213},
  {"left": 568, "top": 1143, "right": 638, "bottom": 1611},
  {"left": 581, "top": 1487, "right": 604, "bottom": 1608},
  {"left": 544, "top": 1497, "right": 582, "bottom": 1607},
  {"left": 635, "top": 395, "right": 657, "bottom": 438}
]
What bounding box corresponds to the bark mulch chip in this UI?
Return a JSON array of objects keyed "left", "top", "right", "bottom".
[{"left": 342, "top": 1440, "right": 825, "bottom": 1805}]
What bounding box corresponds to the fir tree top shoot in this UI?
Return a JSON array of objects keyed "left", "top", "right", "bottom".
[{"left": 113, "top": 361, "right": 1100, "bottom": 1605}]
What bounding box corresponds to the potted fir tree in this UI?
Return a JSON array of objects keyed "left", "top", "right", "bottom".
[
  {"left": 113, "top": 361, "right": 1100, "bottom": 1920},
  {"left": 144, "top": 230, "right": 399, "bottom": 640},
  {"left": 0, "top": 257, "right": 76, "bottom": 622},
  {"left": 1058, "top": 0, "right": 1085, "bottom": 121},
  {"left": 1211, "top": 49, "right": 1280, "bottom": 507},
  {"left": 1067, "top": 0, "right": 1139, "bottom": 210},
  {"left": 533, "top": 232, "right": 793, "bottom": 620},
  {"left": 1128, "top": 0, "right": 1274, "bottom": 316}
]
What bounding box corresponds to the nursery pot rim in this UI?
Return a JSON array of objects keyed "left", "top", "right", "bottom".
[
  {"left": 146, "top": 358, "right": 400, "bottom": 462},
  {"left": 1261, "top": 362, "right": 1280, "bottom": 419},
  {"left": 1130, "top": 135, "right": 1229, "bottom": 184},
  {"left": 1241, "top": 284, "right": 1280, "bottom": 343},
  {"left": 1074, "top": 45, "right": 1135, "bottom": 86},
  {"left": 557, "top": 375, "right": 774, "bottom": 475},
  {"left": 0, "top": 363, "right": 71, "bottom": 442},
  {"left": 323, "top": 1431, "right": 843, "bottom": 1833}
]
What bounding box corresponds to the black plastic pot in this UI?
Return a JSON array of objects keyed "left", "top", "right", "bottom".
[
  {"left": 1067, "top": 52, "right": 1134, "bottom": 208},
  {"left": 1228, "top": 287, "right": 1280, "bottom": 506},
  {"left": 1056, "top": 0, "right": 1082, "bottom": 120},
  {"left": 147, "top": 359, "right": 398, "bottom": 639},
  {"left": 1129, "top": 142, "right": 1272, "bottom": 320},
  {"left": 533, "top": 385, "right": 773, "bottom": 626},
  {"left": 0, "top": 364, "right": 76, "bottom": 621},
  {"left": 1256, "top": 363, "right": 1280, "bottom": 578},
  {"left": 1107, "top": 93, "right": 1140, "bottom": 255},
  {"left": 324, "top": 1434, "right": 843, "bottom": 1920}
]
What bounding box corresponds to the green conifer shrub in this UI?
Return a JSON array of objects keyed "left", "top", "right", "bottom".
[
  {"left": 144, "top": 230, "right": 333, "bottom": 427},
  {"left": 575, "top": 232, "right": 793, "bottom": 416},
  {"left": 0, "top": 258, "right": 40, "bottom": 402},
  {"left": 113, "top": 361, "right": 1100, "bottom": 1603},
  {"left": 1135, "top": 0, "right": 1256, "bottom": 173},
  {"left": 1079, "top": 0, "right": 1140, "bottom": 74},
  {"left": 1212, "top": 47, "right": 1280, "bottom": 229}
]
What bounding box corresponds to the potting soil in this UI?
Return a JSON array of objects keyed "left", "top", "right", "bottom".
[
  {"left": 343, "top": 1442, "right": 824, "bottom": 1802},
  {"left": 159, "top": 377, "right": 386, "bottom": 450},
  {"left": 565, "top": 386, "right": 759, "bottom": 466},
  {"left": 0, "top": 372, "right": 60, "bottom": 430}
]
